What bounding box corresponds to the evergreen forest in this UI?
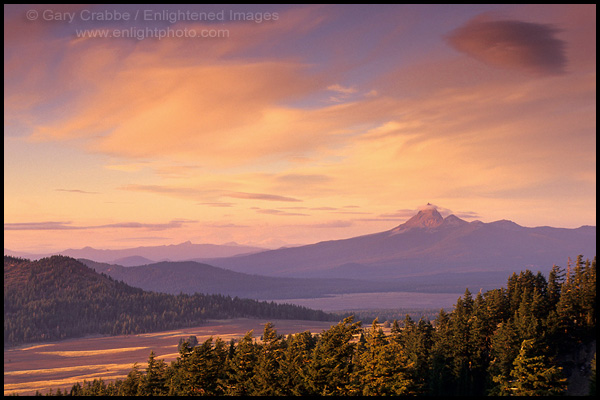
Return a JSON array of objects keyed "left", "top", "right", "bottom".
[
  {"left": 35, "top": 255, "right": 596, "bottom": 396},
  {"left": 3, "top": 256, "right": 335, "bottom": 346}
]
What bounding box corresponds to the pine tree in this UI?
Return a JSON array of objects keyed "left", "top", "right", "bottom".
[
  {"left": 358, "top": 318, "right": 415, "bottom": 395},
  {"left": 116, "top": 363, "right": 141, "bottom": 396},
  {"left": 253, "top": 322, "right": 286, "bottom": 395},
  {"left": 280, "top": 331, "right": 317, "bottom": 395},
  {"left": 503, "top": 338, "right": 567, "bottom": 396},
  {"left": 137, "top": 351, "right": 168, "bottom": 395},
  {"left": 447, "top": 288, "right": 478, "bottom": 395},
  {"left": 581, "top": 257, "right": 596, "bottom": 334},
  {"left": 547, "top": 264, "right": 565, "bottom": 309},
  {"left": 428, "top": 308, "right": 454, "bottom": 396},
  {"left": 390, "top": 319, "right": 402, "bottom": 337},
  {"left": 514, "top": 289, "right": 541, "bottom": 340},
  {"left": 225, "top": 330, "right": 258, "bottom": 396},
  {"left": 488, "top": 319, "right": 521, "bottom": 395},
  {"left": 308, "top": 316, "right": 361, "bottom": 396},
  {"left": 468, "top": 291, "right": 493, "bottom": 395}
]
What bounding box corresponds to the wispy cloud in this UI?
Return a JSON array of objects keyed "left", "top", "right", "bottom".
[
  {"left": 121, "top": 184, "right": 302, "bottom": 203},
  {"left": 255, "top": 208, "right": 309, "bottom": 217},
  {"left": 275, "top": 174, "right": 332, "bottom": 184},
  {"left": 4, "top": 221, "right": 80, "bottom": 231},
  {"left": 4, "top": 220, "right": 196, "bottom": 231},
  {"left": 55, "top": 189, "right": 99, "bottom": 194},
  {"left": 331, "top": 210, "right": 372, "bottom": 215},
  {"left": 120, "top": 184, "right": 204, "bottom": 197},
  {"left": 327, "top": 84, "right": 359, "bottom": 102},
  {"left": 104, "top": 163, "right": 147, "bottom": 173},
  {"left": 100, "top": 220, "right": 197, "bottom": 231},
  {"left": 225, "top": 192, "right": 303, "bottom": 203},
  {"left": 202, "top": 223, "right": 250, "bottom": 228},
  {"left": 198, "top": 202, "right": 235, "bottom": 208},
  {"left": 455, "top": 211, "right": 481, "bottom": 220},
  {"left": 308, "top": 220, "right": 354, "bottom": 228},
  {"left": 379, "top": 209, "right": 418, "bottom": 219},
  {"left": 327, "top": 84, "right": 358, "bottom": 95}
]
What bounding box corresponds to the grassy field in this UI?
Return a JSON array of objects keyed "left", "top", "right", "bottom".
[{"left": 4, "top": 318, "right": 336, "bottom": 396}]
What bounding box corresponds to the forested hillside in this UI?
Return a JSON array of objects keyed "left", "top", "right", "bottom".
[
  {"left": 3, "top": 256, "right": 335, "bottom": 346},
  {"left": 47, "top": 255, "right": 596, "bottom": 396}
]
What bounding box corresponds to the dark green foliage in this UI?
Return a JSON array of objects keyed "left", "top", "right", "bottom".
[
  {"left": 280, "top": 330, "right": 317, "bottom": 395},
  {"left": 308, "top": 316, "right": 362, "bottom": 395},
  {"left": 4, "top": 256, "right": 337, "bottom": 346},
  {"left": 137, "top": 351, "right": 169, "bottom": 395},
  {"left": 252, "top": 322, "right": 286, "bottom": 395},
  {"left": 17, "top": 255, "right": 597, "bottom": 396},
  {"left": 224, "top": 330, "right": 258, "bottom": 395},
  {"left": 357, "top": 318, "right": 415, "bottom": 395},
  {"left": 169, "top": 336, "right": 229, "bottom": 395},
  {"left": 502, "top": 338, "right": 567, "bottom": 395}
]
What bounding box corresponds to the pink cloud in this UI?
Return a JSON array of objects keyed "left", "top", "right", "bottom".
[{"left": 4, "top": 219, "right": 196, "bottom": 231}]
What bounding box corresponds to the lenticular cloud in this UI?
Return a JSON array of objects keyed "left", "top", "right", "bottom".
[{"left": 447, "top": 16, "right": 567, "bottom": 76}]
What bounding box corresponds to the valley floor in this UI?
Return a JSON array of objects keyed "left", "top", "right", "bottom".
[
  {"left": 4, "top": 318, "right": 336, "bottom": 396},
  {"left": 270, "top": 290, "right": 464, "bottom": 311}
]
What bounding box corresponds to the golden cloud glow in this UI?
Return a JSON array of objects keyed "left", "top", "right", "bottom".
[{"left": 3, "top": 4, "right": 596, "bottom": 251}]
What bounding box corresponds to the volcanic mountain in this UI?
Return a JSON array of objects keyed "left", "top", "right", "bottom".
[
  {"left": 397, "top": 203, "right": 444, "bottom": 230},
  {"left": 205, "top": 207, "right": 596, "bottom": 284}
]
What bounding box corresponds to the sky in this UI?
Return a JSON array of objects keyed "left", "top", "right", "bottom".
[{"left": 4, "top": 4, "right": 596, "bottom": 253}]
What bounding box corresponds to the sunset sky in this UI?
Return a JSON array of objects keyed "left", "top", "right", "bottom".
[{"left": 4, "top": 4, "right": 596, "bottom": 253}]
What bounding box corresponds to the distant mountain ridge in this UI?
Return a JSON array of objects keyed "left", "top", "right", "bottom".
[{"left": 4, "top": 241, "right": 266, "bottom": 266}]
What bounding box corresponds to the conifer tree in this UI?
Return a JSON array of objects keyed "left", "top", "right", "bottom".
[
  {"left": 390, "top": 319, "right": 402, "bottom": 337},
  {"left": 503, "top": 338, "right": 567, "bottom": 396},
  {"left": 175, "top": 336, "right": 228, "bottom": 395},
  {"left": 137, "top": 351, "right": 168, "bottom": 395},
  {"left": 280, "top": 331, "right": 316, "bottom": 395},
  {"left": 448, "top": 288, "right": 479, "bottom": 395},
  {"left": 428, "top": 309, "right": 454, "bottom": 396},
  {"left": 117, "top": 362, "right": 141, "bottom": 396},
  {"left": 253, "top": 322, "right": 286, "bottom": 395},
  {"left": 225, "top": 330, "right": 258, "bottom": 396},
  {"left": 581, "top": 257, "right": 596, "bottom": 334},
  {"left": 468, "top": 291, "right": 492, "bottom": 395},
  {"left": 489, "top": 318, "right": 521, "bottom": 395},
  {"left": 308, "top": 316, "right": 361, "bottom": 396},
  {"left": 358, "top": 318, "right": 415, "bottom": 395},
  {"left": 547, "top": 264, "right": 565, "bottom": 310}
]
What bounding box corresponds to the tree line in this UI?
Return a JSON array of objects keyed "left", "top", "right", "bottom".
[
  {"left": 42, "top": 255, "right": 595, "bottom": 396},
  {"left": 3, "top": 256, "right": 336, "bottom": 346}
]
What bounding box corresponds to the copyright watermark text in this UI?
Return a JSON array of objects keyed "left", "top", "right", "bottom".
[
  {"left": 25, "top": 7, "right": 280, "bottom": 40},
  {"left": 26, "top": 8, "right": 279, "bottom": 24}
]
